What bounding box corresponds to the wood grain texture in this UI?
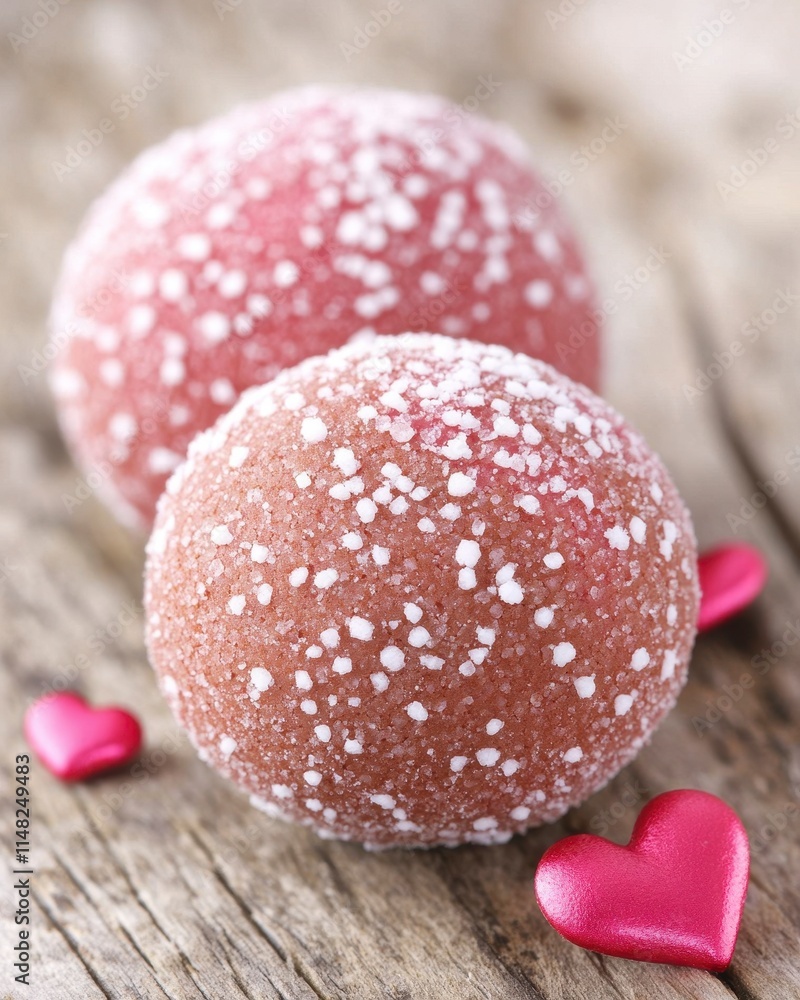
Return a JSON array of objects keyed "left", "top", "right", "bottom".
[{"left": 2, "top": 1, "right": 799, "bottom": 997}]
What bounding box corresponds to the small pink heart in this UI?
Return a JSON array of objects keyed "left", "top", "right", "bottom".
[
  {"left": 535, "top": 790, "right": 749, "bottom": 970},
  {"left": 24, "top": 692, "right": 142, "bottom": 781},
  {"left": 698, "top": 543, "right": 767, "bottom": 632}
]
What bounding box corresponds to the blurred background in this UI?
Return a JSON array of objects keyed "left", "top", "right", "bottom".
[
  {"left": 2, "top": 3, "right": 800, "bottom": 997},
  {"left": 2, "top": 0, "right": 800, "bottom": 541}
]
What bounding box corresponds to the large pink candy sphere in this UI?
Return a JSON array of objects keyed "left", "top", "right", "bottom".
[
  {"left": 145, "top": 334, "right": 697, "bottom": 849},
  {"left": 50, "top": 87, "right": 600, "bottom": 529}
]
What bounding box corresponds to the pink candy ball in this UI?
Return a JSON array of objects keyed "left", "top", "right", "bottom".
[
  {"left": 50, "top": 87, "right": 600, "bottom": 529},
  {"left": 145, "top": 334, "right": 696, "bottom": 849}
]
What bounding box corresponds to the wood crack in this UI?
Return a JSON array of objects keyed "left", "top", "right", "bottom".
[
  {"left": 586, "top": 953, "right": 628, "bottom": 999},
  {"left": 185, "top": 827, "right": 330, "bottom": 1000},
  {"left": 72, "top": 812, "right": 220, "bottom": 1000},
  {"left": 310, "top": 843, "right": 364, "bottom": 916},
  {"left": 430, "top": 852, "right": 546, "bottom": 1000},
  {"left": 217, "top": 926, "right": 267, "bottom": 1000},
  {"left": 32, "top": 888, "right": 113, "bottom": 1000},
  {"left": 116, "top": 925, "right": 175, "bottom": 1000},
  {"left": 716, "top": 968, "right": 763, "bottom": 1000}
]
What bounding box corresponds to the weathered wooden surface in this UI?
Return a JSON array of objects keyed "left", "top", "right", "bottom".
[{"left": 2, "top": 1, "right": 800, "bottom": 997}]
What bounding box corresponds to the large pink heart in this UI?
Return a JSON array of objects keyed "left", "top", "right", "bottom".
[
  {"left": 24, "top": 691, "right": 142, "bottom": 781},
  {"left": 534, "top": 790, "right": 749, "bottom": 970}
]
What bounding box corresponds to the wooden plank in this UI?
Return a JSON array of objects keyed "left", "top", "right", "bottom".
[{"left": 2, "top": 1, "right": 800, "bottom": 998}]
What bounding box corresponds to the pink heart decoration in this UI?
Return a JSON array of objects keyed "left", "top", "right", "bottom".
[
  {"left": 697, "top": 543, "right": 767, "bottom": 632},
  {"left": 534, "top": 790, "right": 749, "bottom": 971},
  {"left": 24, "top": 691, "right": 142, "bottom": 781}
]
